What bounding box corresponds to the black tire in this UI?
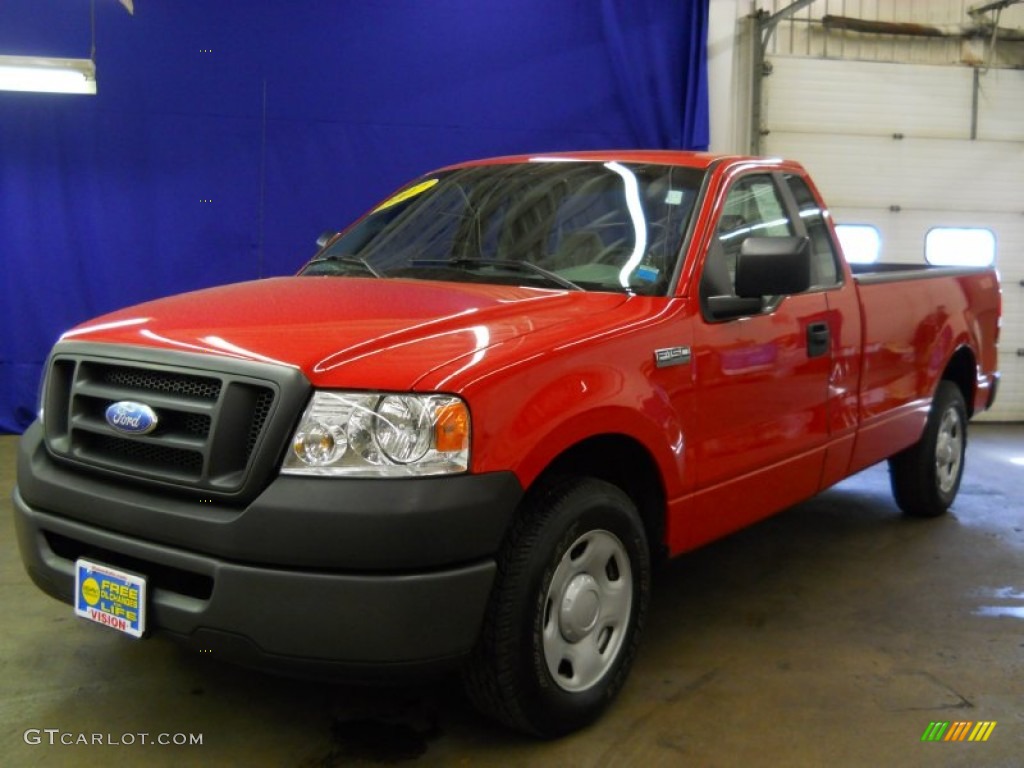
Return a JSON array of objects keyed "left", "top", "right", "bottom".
[
  {"left": 889, "top": 381, "right": 968, "bottom": 518},
  {"left": 463, "top": 477, "right": 651, "bottom": 737}
]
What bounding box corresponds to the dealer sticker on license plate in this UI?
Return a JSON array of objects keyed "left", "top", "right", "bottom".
[{"left": 74, "top": 559, "right": 147, "bottom": 638}]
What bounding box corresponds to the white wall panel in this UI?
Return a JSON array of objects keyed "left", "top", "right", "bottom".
[
  {"left": 708, "top": 0, "right": 755, "bottom": 154},
  {"left": 765, "top": 132, "right": 1023, "bottom": 214},
  {"left": 977, "top": 69, "right": 1024, "bottom": 142},
  {"left": 765, "top": 58, "right": 974, "bottom": 139},
  {"left": 766, "top": 58, "right": 1024, "bottom": 144}
]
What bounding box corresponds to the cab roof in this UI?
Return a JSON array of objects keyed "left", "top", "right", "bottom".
[{"left": 441, "top": 150, "right": 765, "bottom": 172}]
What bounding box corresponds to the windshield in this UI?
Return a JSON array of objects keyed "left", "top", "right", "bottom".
[{"left": 301, "top": 160, "right": 704, "bottom": 295}]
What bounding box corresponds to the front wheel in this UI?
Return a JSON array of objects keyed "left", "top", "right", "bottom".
[
  {"left": 889, "top": 381, "right": 968, "bottom": 518},
  {"left": 463, "top": 477, "right": 650, "bottom": 737}
]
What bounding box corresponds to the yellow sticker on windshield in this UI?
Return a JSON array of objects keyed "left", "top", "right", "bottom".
[{"left": 372, "top": 178, "right": 439, "bottom": 213}]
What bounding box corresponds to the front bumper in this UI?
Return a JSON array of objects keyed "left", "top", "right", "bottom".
[{"left": 14, "top": 423, "right": 522, "bottom": 677}]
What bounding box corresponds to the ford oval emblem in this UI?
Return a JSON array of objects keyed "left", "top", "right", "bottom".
[{"left": 105, "top": 401, "right": 159, "bottom": 435}]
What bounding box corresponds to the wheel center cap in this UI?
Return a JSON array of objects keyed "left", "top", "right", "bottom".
[
  {"left": 560, "top": 573, "right": 600, "bottom": 642},
  {"left": 939, "top": 442, "right": 955, "bottom": 464}
]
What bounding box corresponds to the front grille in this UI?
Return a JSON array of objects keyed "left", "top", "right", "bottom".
[
  {"left": 100, "top": 366, "right": 222, "bottom": 401},
  {"left": 80, "top": 432, "right": 205, "bottom": 477},
  {"left": 43, "top": 351, "right": 289, "bottom": 495},
  {"left": 246, "top": 390, "right": 275, "bottom": 457}
]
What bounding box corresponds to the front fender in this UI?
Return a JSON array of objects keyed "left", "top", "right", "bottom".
[
  {"left": 415, "top": 294, "right": 696, "bottom": 498},
  {"left": 469, "top": 364, "right": 688, "bottom": 497},
  {"left": 511, "top": 405, "right": 686, "bottom": 497}
]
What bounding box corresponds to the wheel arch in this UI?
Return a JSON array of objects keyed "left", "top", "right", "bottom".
[
  {"left": 942, "top": 344, "right": 977, "bottom": 417},
  {"left": 525, "top": 433, "right": 669, "bottom": 564}
]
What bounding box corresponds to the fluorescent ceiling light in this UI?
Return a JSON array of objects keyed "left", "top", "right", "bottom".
[{"left": 0, "top": 55, "right": 96, "bottom": 95}]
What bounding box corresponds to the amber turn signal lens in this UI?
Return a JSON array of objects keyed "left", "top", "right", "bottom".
[{"left": 434, "top": 401, "right": 470, "bottom": 453}]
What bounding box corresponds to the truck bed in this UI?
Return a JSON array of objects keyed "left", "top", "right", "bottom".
[{"left": 847, "top": 262, "right": 1000, "bottom": 475}]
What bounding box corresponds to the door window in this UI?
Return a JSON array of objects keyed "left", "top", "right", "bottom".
[{"left": 701, "top": 174, "right": 795, "bottom": 301}]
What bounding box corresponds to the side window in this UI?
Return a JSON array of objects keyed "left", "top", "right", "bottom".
[
  {"left": 701, "top": 174, "right": 794, "bottom": 299},
  {"left": 786, "top": 175, "right": 841, "bottom": 287}
]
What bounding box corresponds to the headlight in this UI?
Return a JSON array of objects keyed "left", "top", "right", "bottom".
[{"left": 282, "top": 391, "right": 470, "bottom": 477}]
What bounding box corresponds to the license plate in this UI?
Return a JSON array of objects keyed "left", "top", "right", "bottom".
[{"left": 74, "top": 559, "right": 147, "bottom": 638}]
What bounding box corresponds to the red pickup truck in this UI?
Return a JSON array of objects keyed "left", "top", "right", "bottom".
[{"left": 14, "top": 151, "right": 1000, "bottom": 736}]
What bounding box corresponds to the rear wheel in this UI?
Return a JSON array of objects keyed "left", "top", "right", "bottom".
[
  {"left": 889, "top": 381, "right": 967, "bottom": 518},
  {"left": 463, "top": 477, "right": 650, "bottom": 737}
]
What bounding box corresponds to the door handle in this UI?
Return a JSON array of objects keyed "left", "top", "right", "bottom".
[{"left": 807, "top": 322, "right": 830, "bottom": 358}]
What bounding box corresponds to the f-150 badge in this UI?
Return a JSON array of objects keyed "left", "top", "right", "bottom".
[{"left": 654, "top": 346, "right": 691, "bottom": 368}]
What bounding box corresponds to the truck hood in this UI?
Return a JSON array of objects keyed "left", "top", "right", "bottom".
[{"left": 60, "top": 277, "right": 630, "bottom": 390}]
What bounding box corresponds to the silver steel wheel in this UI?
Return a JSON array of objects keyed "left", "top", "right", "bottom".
[
  {"left": 541, "top": 529, "right": 633, "bottom": 693},
  {"left": 935, "top": 405, "right": 964, "bottom": 495},
  {"left": 464, "top": 477, "right": 650, "bottom": 736}
]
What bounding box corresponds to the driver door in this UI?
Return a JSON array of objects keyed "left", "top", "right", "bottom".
[{"left": 686, "top": 172, "right": 832, "bottom": 547}]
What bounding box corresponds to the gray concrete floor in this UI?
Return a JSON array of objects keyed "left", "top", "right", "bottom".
[{"left": 2, "top": 425, "right": 1022, "bottom": 767}]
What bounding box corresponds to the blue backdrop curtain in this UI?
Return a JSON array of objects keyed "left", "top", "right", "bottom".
[{"left": 0, "top": 0, "right": 710, "bottom": 432}]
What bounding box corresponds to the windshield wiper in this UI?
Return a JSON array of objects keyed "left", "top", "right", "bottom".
[
  {"left": 309, "top": 255, "right": 383, "bottom": 278},
  {"left": 413, "top": 259, "right": 583, "bottom": 292}
]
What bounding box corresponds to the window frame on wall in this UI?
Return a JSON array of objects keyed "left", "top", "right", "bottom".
[
  {"left": 924, "top": 227, "right": 996, "bottom": 268},
  {"left": 833, "top": 223, "right": 881, "bottom": 266}
]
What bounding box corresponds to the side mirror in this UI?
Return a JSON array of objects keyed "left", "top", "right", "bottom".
[
  {"left": 734, "top": 236, "right": 811, "bottom": 298},
  {"left": 316, "top": 230, "right": 339, "bottom": 250}
]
